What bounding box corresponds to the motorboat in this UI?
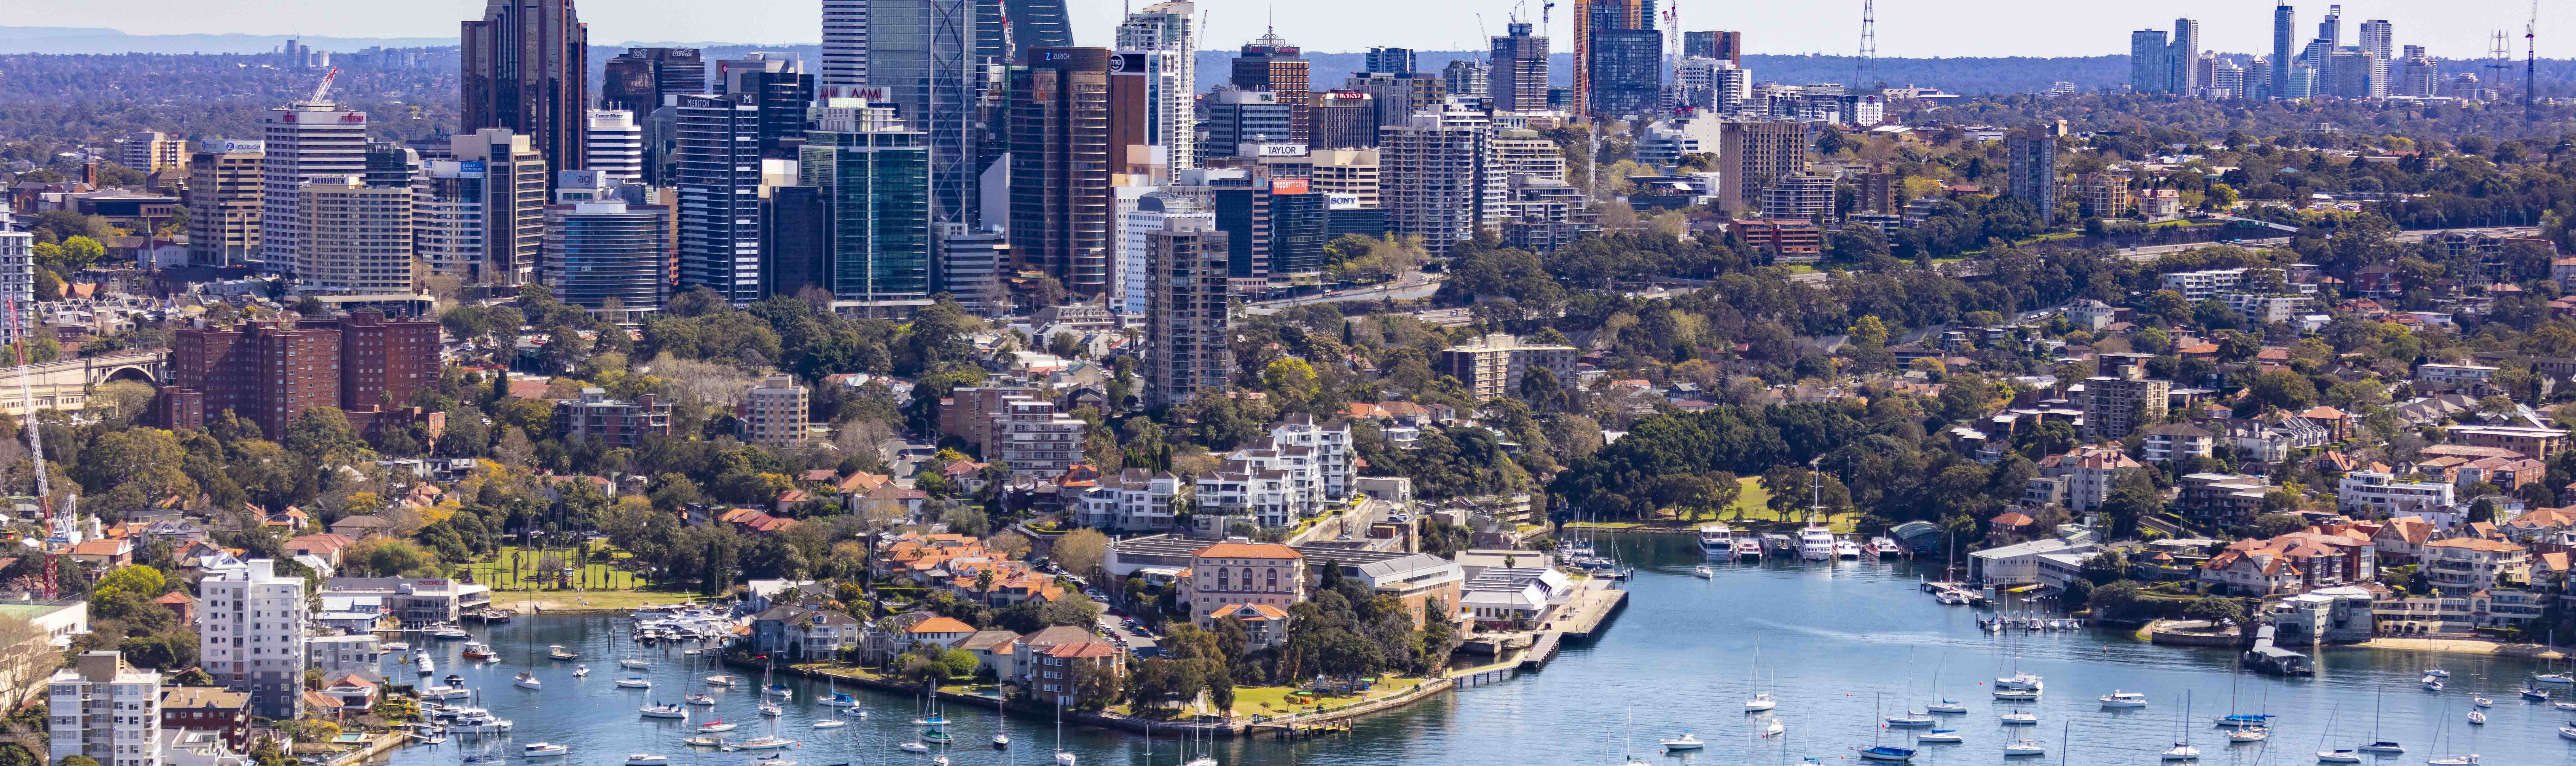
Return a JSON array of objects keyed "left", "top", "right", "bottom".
[
  {"left": 2424, "top": 667, "right": 2450, "bottom": 679},
  {"left": 523, "top": 743, "right": 569, "bottom": 758},
  {"left": 2317, "top": 749, "right": 2363, "bottom": 763},
  {"left": 574, "top": 665, "right": 591, "bottom": 677},
  {"left": 842, "top": 707, "right": 867, "bottom": 718},
  {"left": 624, "top": 755, "right": 670, "bottom": 766},
  {"left": 382, "top": 641, "right": 411, "bottom": 652},
  {"left": 1735, "top": 539, "right": 1765, "bottom": 559},
  {"left": 1833, "top": 538, "right": 1865, "bottom": 559},
  {"left": 1885, "top": 712, "right": 1936, "bottom": 728},
  {"left": 2521, "top": 685, "right": 2550, "bottom": 700},
  {"left": 1852, "top": 745, "right": 1916, "bottom": 762},
  {"left": 422, "top": 685, "right": 472, "bottom": 700},
  {"left": 687, "top": 694, "right": 718, "bottom": 706},
  {"left": 549, "top": 645, "right": 579, "bottom": 660},
  {"left": 461, "top": 642, "right": 494, "bottom": 660},
  {"left": 697, "top": 720, "right": 738, "bottom": 733},
  {"left": 1916, "top": 730, "right": 1961, "bottom": 744},
  {"left": 2099, "top": 690, "right": 2149, "bottom": 708},
  {"left": 2465, "top": 711, "right": 2486, "bottom": 725},
  {"left": 1995, "top": 672, "right": 2043, "bottom": 692},
  {"left": 1934, "top": 590, "right": 1970, "bottom": 605},
  {"left": 2004, "top": 740, "right": 2046, "bottom": 757},
  {"left": 811, "top": 720, "right": 845, "bottom": 729},
  {"left": 1744, "top": 693, "right": 1778, "bottom": 712},
  {"left": 640, "top": 704, "right": 688, "bottom": 719},
  {"left": 445, "top": 673, "right": 465, "bottom": 686},
  {"left": 430, "top": 625, "right": 471, "bottom": 640},
  {"left": 1693, "top": 565, "right": 1714, "bottom": 579},
  {"left": 2160, "top": 743, "right": 2200, "bottom": 762},
  {"left": 417, "top": 655, "right": 435, "bottom": 675},
  {"left": 2471, "top": 697, "right": 2492, "bottom": 708},
  {"left": 623, "top": 658, "right": 652, "bottom": 670},
  {"left": 619, "top": 676, "right": 653, "bottom": 689},
  {"left": 1661, "top": 732, "right": 1706, "bottom": 751},
  {"left": 899, "top": 743, "right": 931, "bottom": 754},
  {"left": 514, "top": 672, "right": 541, "bottom": 690},
  {"left": 1869, "top": 537, "right": 1903, "bottom": 558},
  {"left": 2226, "top": 727, "right": 2268, "bottom": 743},
  {"left": 2426, "top": 757, "right": 2479, "bottom": 766},
  {"left": 707, "top": 675, "right": 740, "bottom": 687},
  {"left": 2000, "top": 711, "right": 2037, "bottom": 725},
  {"left": 1697, "top": 524, "right": 1734, "bottom": 557},
  {"left": 1926, "top": 699, "right": 1968, "bottom": 714},
  {"left": 2422, "top": 677, "right": 2443, "bottom": 692},
  {"left": 1993, "top": 688, "right": 2040, "bottom": 702},
  {"left": 2357, "top": 741, "right": 2405, "bottom": 754}
]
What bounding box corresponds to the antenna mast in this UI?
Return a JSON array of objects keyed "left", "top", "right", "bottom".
[
  {"left": 2526, "top": 0, "right": 2540, "bottom": 110},
  {"left": 1856, "top": 0, "right": 1877, "bottom": 87}
]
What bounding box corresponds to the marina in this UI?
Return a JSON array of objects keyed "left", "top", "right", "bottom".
[{"left": 377, "top": 532, "right": 2576, "bottom": 765}]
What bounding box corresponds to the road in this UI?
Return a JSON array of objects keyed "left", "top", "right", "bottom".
[
  {"left": 1242, "top": 271, "right": 1443, "bottom": 312},
  {"left": 1784, "top": 224, "right": 2545, "bottom": 283}
]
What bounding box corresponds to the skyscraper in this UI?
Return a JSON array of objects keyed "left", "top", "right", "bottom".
[
  {"left": 600, "top": 47, "right": 706, "bottom": 115},
  {"left": 1004, "top": 0, "right": 1075, "bottom": 54},
  {"left": 258, "top": 98, "right": 368, "bottom": 274},
  {"left": 1381, "top": 98, "right": 1500, "bottom": 259},
  {"left": 297, "top": 178, "right": 414, "bottom": 295},
  {"left": 1010, "top": 48, "right": 1115, "bottom": 297},
  {"left": 1201, "top": 89, "right": 1296, "bottom": 159},
  {"left": 715, "top": 53, "right": 818, "bottom": 160},
  {"left": 2272, "top": 2, "right": 2296, "bottom": 99},
  {"left": 801, "top": 98, "right": 934, "bottom": 306},
  {"left": 2008, "top": 125, "right": 2058, "bottom": 227},
  {"left": 1717, "top": 120, "right": 1806, "bottom": 215},
  {"left": 187, "top": 139, "right": 264, "bottom": 268},
  {"left": 1574, "top": 0, "right": 1657, "bottom": 118},
  {"left": 1310, "top": 90, "right": 1380, "bottom": 149},
  {"left": 820, "top": 0, "right": 868, "bottom": 91},
  {"left": 2169, "top": 18, "right": 2201, "bottom": 94},
  {"left": 1231, "top": 29, "right": 1312, "bottom": 143},
  {"left": 461, "top": 0, "right": 587, "bottom": 179},
  {"left": 1443, "top": 59, "right": 1492, "bottom": 101},
  {"left": 417, "top": 129, "right": 548, "bottom": 288},
  {"left": 1144, "top": 211, "right": 1231, "bottom": 408},
  {"left": 2359, "top": 19, "right": 2394, "bottom": 94},
  {"left": 2129, "top": 29, "right": 2171, "bottom": 92},
  {"left": 1366, "top": 47, "right": 1418, "bottom": 75},
  {"left": 586, "top": 110, "right": 645, "bottom": 181},
  {"left": 868, "top": 0, "right": 984, "bottom": 224},
  {"left": 545, "top": 171, "right": 670, "bottom": 320},
  {"left": 1684, "top": 30, "right": 1743, "bottom": 66},
  {"left": 1489, "top": 22, "right": 1551, "bottom": 113},
  {"left": 674, "top": 93, "right": 766, "bottom": 302},
  {"left": 197, "top": 560, "right": 306, "bottom": 720},
  {"left": 1115, "top": 1, "right": 1198, "bottom": 172}
]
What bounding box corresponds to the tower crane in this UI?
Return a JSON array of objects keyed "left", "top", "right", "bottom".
[
  {"left": 7, "top": 301, "right": 66, "bottom": 599},
  {"left": 307, "top": 66, "right": 339, "bottom": 104}
]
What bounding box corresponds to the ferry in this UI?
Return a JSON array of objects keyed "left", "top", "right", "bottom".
[
  {"left": 1696, "top": 524, "right": 1734, "bottom": 557},
  {"left": 1733, "top": 538, "right": 1764, "bottom": 559},
  {"left": 1798, "top": 525, "right": 1835, "bottom": 561}
]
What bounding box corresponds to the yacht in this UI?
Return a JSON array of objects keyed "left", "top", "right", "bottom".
[
  {"left": 2537, "top": 672, "right": 2575, "bottom": 684},
  {"left": 697, "top": 720, "right": 738, "bottom": 733},
  {"left": 1798, "top": 525, "right": 1835, "bottom": 561},
  {"left": 1661, "top": 732, "right": 1705, "bottom": 751},
  {"left": 899, "top": 743, "right": 931, "bottom": 754},
  {"left": 464, "top": 756, "right": 503, "bottom": 765},
  {"left": 2225, "top": 727, "right": 2267, "bottom": 743},
  {"left": 382, "top": 641, "right": 410, "bottom": 652},
  {"left": 2560, "top": 726, "right": 2576, "bottom": 741},
  {"left": 1734, "top": 538, "right": 1765, "bottom": 559},
  {"left": 523, "top": 743, "right": 569, "bottom": 758},
  {"left": 2465, "top": 710, "right": 2486, "bottom": 725},
  {"left": 416, "top": 655, "right": 435, "bottom": 675},
  {"left": 1853, "top": 745, "right": 1916, "bottom": 762},
  {"left": 1916, "top": 730, "right": 1962, "bottom": 744},
  {"left": 618, "top": 676, "right": 653, "bottom": 689},
  {"left": 2004, "top": 740, "right": 2046, "bottom": 757},
  {"left": 1693, "top": 565, "right": 1714, "bottom": 579},
  {"left": 2471, "top": 697, "right": 2492, "bottom": 708},
  {"left": 1697, "top": 524, "right": 1734, "bottom": 557},
  {"left": 706, "top": 675, "right": 740, "bottom": 687},
  {"left": 820, "top": 691, "right": 855, "bottom": 707},
  {"left": 461, "top": 642, "right": 494, "bottom": 660},
  {"left": 2520, "top": 685, "right": 2549, "bottom": 700},
  {"left": 1833, "top": 537, "right": 1865, "bottom": 559},
  {"left": 1885, "top": 711, "right": 1937, "bottom": 728},
  {"left": 2099, "top": 690, "right": 2149, "bottom": 708},
  {"left": 2426, "top": 757, "right": 2478, "bottom": 766},
  {"left": 573, "top": 665, "right": 591, "bottom": 678},
  {"left": 622, "top": 658, "right": 652, "bottom": 670},
  {"left": 733, "top": 736, "right": 793, "bottom": 751},
  {"left": 422, "top": 685, "right": 472, "bottom": 700},
  {"left": 759, "top": 702, "right": 782, "bottom": 717},
  {"left": 2160, "top": 743, "right": 2201, "bottom": 762},
  {"left": 2000, "top": 711, "right": 2037, "bottom": 725},
  {"left": 2357, "top": 741, "right": 2405, "bottom": 754},
  {"left": 429, "top": 625, "right": 471, "bottom": 640},
  {"left": 624, "top": 755, "right": 670, "bottom": 766},
  {"left": 2422, "top": 676, "right": 2443, "bottom": 691},
  {"left": 514, "top": 672, "right": 541, "bottom": 690},
  {"left": 687, "top": 694, "right": 718, "bottom": 706},
  {"left": 548, "top": 645, "right": 579, "bottom": 660},
  {"left": 2317, "top": 749, "right": 2363, "bottom": 763},
  {"left": 1926, "top": 698, "right": 1968, "bottom": 714},
  {"left": 1744, "top": 692, "right": 1778, "bottom": 712},
  {"left": 812, "top": 719, "right": 846, "bottom": 729},
  {"left": 639, "top": 704, "right": 688, "bottom": 719},
  {"left": 1993, "top": 688, "right": 2040, "bottom": 702},
  {"left": 2424, "top": 666, "right": 2451, "bottom": 678},
  {"left": 1868, "top": 537, "right": 1904, "bottom": 558},
  {"left": 1995, "top": 672, "right": 2043, "bottom": 693}
]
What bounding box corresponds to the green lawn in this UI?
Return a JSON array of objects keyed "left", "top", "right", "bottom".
[
  {"left": 463, "top": 543, "right": 659, "bottom": 592},
  {"left": 1571, "top": 476, "right": 1861, "bottom": 532},
  {"left": 1226, "top": 677, "right": 1428, "bottom": 718}
]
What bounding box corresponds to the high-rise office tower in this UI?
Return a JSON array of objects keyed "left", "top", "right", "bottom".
[
  {"left": 1366, "top": 47, "right": 1418, "bottom": 75},
  {"left": 715, "top": 53, "right": 818, "bottom": 160},
  {"left": 1005, "top": 0, "right": 1075, "bottom": 53},
  {"left": 821, "top": 0, "right": 868, "bottom": 91},
  {"left": 1143, "top": 212, "right": 1231, "bottom": 408},
  {"left": 1381, "top": 98, "right": 1499, "bottom": 260},
  {"left": 296, "top": 178, "right": 413, "bottom": 295},
  {"left": 2129, "top": 29, "right": 2172, "bottom": 92},
  {"left": 801, "top": 98, "right": 934, "bottom": 306},
  {"left": 763, "top": 186, "right": 831, "bottom": 300},
  {"left": 935, "top": 224, "right": 1008, "bottom": 315},
  {"left": 2246, "top": 57, "right": 2275, "bottom": 99},
  {"left": 1717, "top": 120, "right": 1806, "bottom": 215},
  {"left": 2168, "top": 18, "right": 2201, "bottom": 94},
  {"left": 674, "top": 94, "right": 765, "bottom": 302},
  {"left": 586, "top": 110, "right": 645, "bottom": 182},
  {"left": 2326, "top": 49, "right": 2380, "bottom": 98},
  {"left": 1310, "top": 91, "right": 1380, "bottom": 149},
  {"left": 1115, "top": 1, "right": 1198, "bottom": 172},
  {"left": 1231, "top": 29, "right": 1312, "bottom": 143},
  {"left": 1489, "top": 22, "right": 1551, "bottom": 113},
  {"left": 2312, "top": 4, "right": 2342, "bottom": 89},
  {"left": 1201, "top": 89, "right": 1296, "bottom": 159},
  {"left": 363, "top": 141, "right": 421, "bottom": 189},
  {"left": 417, "top": 129, "right": 547, "bottom": 288},
  {"left": 1684, "top": 30, "right": 1743, "bottom": 66},
  {"left": 868, "top": 0, "right": 985, "bottom": 224},
  {"left": 461, "top": 0, "right": 587, "bottom": 179},
  {"left": 1582, "top": 0, "right": 1661, "bottom": 118},
  {"left": 2319, "top": 4, "right": 2342, "bottom": 49},
  {"left": 1346, "top": 71, "right": 1447, "bottom": 130},
  {"left": 1443, "top": 59, "right": 1492, "bottom": 101},
  {"left": 2399, "top": 46, "right": 2439, "bottom": 97},
  {"left": 1221, "top": 179, "right": 1326, "bottom": 287},
  {"left": 2272, "top": 2, "right": 2296, "bottom": 99},
  {"left": 122, "top": 131, "right": 185, "bottom": 173},
  {"left": 600, "top": 47, "right": 706, "bottom": 114},
  {"left": 187, "top": 139, "right": 264, "bottom": 268},
  {"left": 198, "top": 559, "right": 307, "bottom": 719},
  {"left": 546, "top": 171, "right": 669, "bottom": 320},
  {"left": 2008, "top": 125, "right": 2058, "bottom": 227},
  {"left": 2359, "top": 19, "right": 2394, "bottom": 92},
  {"left": 1010, "top": 48, "right": 1114, "bottom": 297},
  {"left": 258, "top": 98, "right": 368, "bottom": 274}
]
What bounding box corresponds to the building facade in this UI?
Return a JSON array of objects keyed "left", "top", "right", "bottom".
[
  {"left": 296, "top": 180, "right": 414, "bottom": 295},
  {"left": 186, "top": 140, "right": 264, "bottom": 268},
  {"left": 1381, "top": 99, "right": 1499, "bottom": 260},
  {"left": 259, "top": 101, "right": 369, "bottom": 274},
  {"left": 49, "top": 652, "right": 161, "bottom": 766},
  {"left": 1143, "top": 213, "right": 1232, "bottom": 408},
  {"left": 801, "top": 99, "right": 934, "bottom": 306},
  {"left": 675, "top": 93, "right": 766, "bottom": 303},
  {"left": 554, "top": 388, "right": 672, "bottom": 448},
  {"left": 460, "top": 0, "right": 586, "bottom": 179},
  {"left": 1011, "top": 48, "right": 1115, "bottom": 297},
  {"left": 196, "top": 560, "right": 305, "bottom": 719},
  {"left": 743, "top": 375, "right": 808, "bottom": 448}
]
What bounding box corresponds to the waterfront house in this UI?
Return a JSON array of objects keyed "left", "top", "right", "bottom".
[
  {"left": 2195, "top": 529, "right": 2376, "bottom": 597},
  {"left": 951, "top": 631, "right": 1020, "bottom": 677},
  {"left": 904, "top": 616, "right": 978, "bottom": 648},
  {"left": 2419, "top": 537, "right": 2530, "bottom": 594},
  {"left": 2371, "top": 517, "right": 2440, "bottom": 564},
  {"left": 2264, "top": 585, "right": 2381, "bottom": 644},
  {"left": 1030, "top": 641, "right": 1123, "bottom": 709},
  {"left": 1969, "top": 537, "right": 2098, "bottom": 587},
  {"left": 2377, "top": 587, "right": 2548, "bottom": 633}
]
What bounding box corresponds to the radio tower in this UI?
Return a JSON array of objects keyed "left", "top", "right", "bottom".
[
  {"left": 1855, "top": 0, "right": 1877, "bottom": 87},
  {"left": 2526, "top": 0, "right": 2540, "bottom": 111}
]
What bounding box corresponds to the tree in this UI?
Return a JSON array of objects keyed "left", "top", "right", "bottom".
[
  {"left": 2249, "top": 512, "right": 2308, "bottom": 539},
  {"left": 939, "top": 649, "right": 981, "bottom": 679},
  {"left": 91, "top": 565, "right": 167, "bottom": 604},
  {"left": 1070, "top": 659, "right": 1123, "bottom": 712},
  {"left": 1053, "top": 529, "right": 1110, "bottom": 582},
  {"left": 939, "top": 507, "right": 991, "bottom": 537},
  {"left": 282, "top": 406, "right": 360, "bottom": 461},
  {"left": 2185, "top": 597, "right": 2245, "bottom": 627},
  {"left": 2078, "top": 552, "right": 2125, "bottom": 586}
]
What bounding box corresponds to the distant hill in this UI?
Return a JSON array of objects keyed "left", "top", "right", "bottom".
[{"left": 0, "top": 26, "right": 453, "bottom": 55}]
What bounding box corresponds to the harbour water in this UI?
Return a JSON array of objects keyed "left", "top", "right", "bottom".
[{"left": 384, "top": 532, "right": 2576, "bottom": 765}]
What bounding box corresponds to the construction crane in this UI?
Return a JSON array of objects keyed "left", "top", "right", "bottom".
[
  {"left": 7, "top": 301, "right": 64, "bottom": 599},
  {"left": 307, "top": 66, "right": 340, "bottom": 104}
]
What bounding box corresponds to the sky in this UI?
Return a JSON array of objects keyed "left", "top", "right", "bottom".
[{"left": 12, "top": 0, "right": 2567, "bottom": 60}]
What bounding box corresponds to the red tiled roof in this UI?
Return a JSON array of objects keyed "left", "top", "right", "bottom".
[
  {"left": 908, "top": 617, "right": 977, "bottom": 634},
  {"left": 1191, "top": 542, "right": 1303, "bottom": 560}
]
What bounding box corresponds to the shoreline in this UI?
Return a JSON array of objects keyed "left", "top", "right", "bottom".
[
  {"left": 737, "top": 655, "right": 1465, "bottom": 739},
  {"left": 2339, "top": 637, "right": 2567, "bottom": 659}
]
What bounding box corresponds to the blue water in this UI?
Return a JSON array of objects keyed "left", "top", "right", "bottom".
[{"left": 377, "top": 533, "right": 2576, "bottom": 765}]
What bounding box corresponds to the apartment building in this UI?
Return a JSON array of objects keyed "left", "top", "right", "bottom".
[
  {"left": 196, "top": 559, "right": 305, "bottom": 719},
  {"left": 2443, "top": 425, "right": 2568, "bottom": 460},
  {"left": 1267, "top": 414, "right": 1353, "bottom": 500},
  {"left": 2081, "top": 355, "right": 2170, "bottom": 441},
  {"left": 184, "top": 139, "right": 264, "bottom": 268},
  {"left": 2336, "top": 470, "right": 2458, "bottom": 516},
  {"left": 1438, "top": 333, "right": 1579, "bottom": 402},
  {"left": 552, "top": 389, "right": 672, "bottom": 448},
  {"left": 1074, "top": 469, "right": 1187, "bottom": 533},
  {"left": 48, "top": 651, "right": 161, "bottom": 766},
  {"left": 991, "top": 398, "right": 1088, "bottom": 482},
  {"left": 2157, "top": 268, "right": 2247, "bottom": 301},
  {"left": 2415, "top": 361, "right": 2499, "bottom": 390},
  {"left": 2419, "top": 537, "right": 2529, "bottom": 594},
  {"left": 742, "top": 375, "right": 808, "bottom": 449}
]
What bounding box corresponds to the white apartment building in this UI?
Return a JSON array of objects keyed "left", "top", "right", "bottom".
[
  {"left": 1114, "top": 1, "right": 1197, "bottom": 172},
  {"left": 585, "top": 110, "right": 645, "bottom": 182},
  {"left": 1381, "top": 98, "right": 1501, "bottom": 259},
  {"left": 2158, "top": 267, "right": 2247, "bottom": 301},
  {"left": 305, "top": 633, "right": 382, "bottom": 674},
  {"left": 2220, "top": 292, "right": 2308, "bottom": 323},
  {"left": 1075, "top": 469, "right": 1187, "bottom": 533},
  {"left": 742, "top": 375, "right": 808, "bottom": 449},
  {"left": 259, "top": 100, "right": 369, "bottom": 274},
  {"left": 1492, "top": 131, "right": 1566, "bottom": 183},
  {"left": 1194, "top": 462, "right": 1299, "bottom": 529},
  {"left": 49, "top": 651, "right": 161, "bottom": 766},
  {"left": 991, "top": 397, "right": 1087, "bottom": 482},
  {"left": 2416, "top": 361, "right": 2500, "bottom": 390},
  {"left": 2337, "top": 470, "right": 2458, "bottom": 516},
  {"left": 1267, "top": 414, "right": 1353, "bottom": 500},
  {"left": 1635, "top": 117, "right": 1725, "bottom": 169},
  {"left": 2419, "top": 537, "right": 2529, "bottom": 594},
  {"left": 197, "top": 558, "right": 307, "bottom": 719}
]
